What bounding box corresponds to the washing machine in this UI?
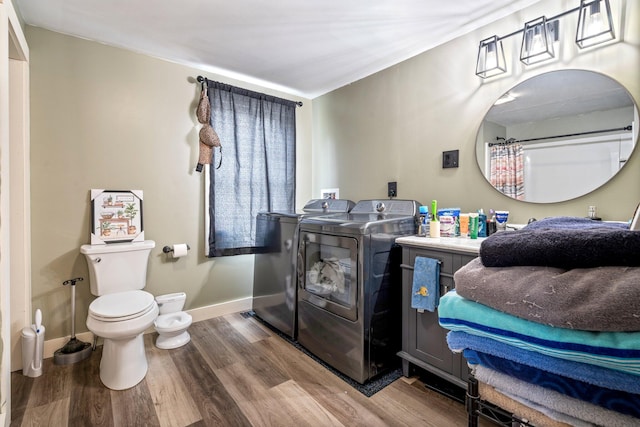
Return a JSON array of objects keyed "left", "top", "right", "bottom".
[{"left": 253, "top": 199, "right": 355, "bottom": 339}]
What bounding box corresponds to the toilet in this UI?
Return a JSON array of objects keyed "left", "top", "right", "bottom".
[
  {"left": 81, "top": 240, "right": 158, "bottom": 390},
  {"left": 154, "top": 292, "right": 192, "bottom": 349}
]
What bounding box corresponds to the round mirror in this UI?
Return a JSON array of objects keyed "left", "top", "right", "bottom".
[{"left": 476, "top": 70, "right": 638, "bottom": 203}]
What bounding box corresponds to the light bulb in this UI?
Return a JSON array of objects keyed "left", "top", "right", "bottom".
[
  {"left": 485, "top": 42, "right": 498, "bottom": 70},
  {"left": 530, "top": 26, "right": 545, "bottom": 55},
  {"left": 586, "top": 2, "right": 605, "bottom": 36}
]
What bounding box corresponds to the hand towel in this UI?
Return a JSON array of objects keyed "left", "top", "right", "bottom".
[{"left": 411, "top": 257, "right": 440, "bottom": 311}]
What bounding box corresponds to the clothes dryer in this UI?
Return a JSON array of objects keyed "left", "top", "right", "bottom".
[{"left": 296, "top": 200, "right": 420, "bottom": 383}]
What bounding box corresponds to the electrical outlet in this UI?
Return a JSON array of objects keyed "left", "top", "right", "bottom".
[{"left": 388, "top": 181, "right": 397, "bottom": 198}]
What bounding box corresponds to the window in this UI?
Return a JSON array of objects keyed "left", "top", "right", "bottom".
[{"left": 203, "top": 81, "right": 297, "bottom": 257}]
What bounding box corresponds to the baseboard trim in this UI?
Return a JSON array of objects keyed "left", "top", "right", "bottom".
[{"left": 41, "top": 297, "right": 253, "bottom": 361}]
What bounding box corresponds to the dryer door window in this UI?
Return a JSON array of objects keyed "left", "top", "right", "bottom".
[{"left": 298, "top": 232, "right": 358, "bottom": 321}]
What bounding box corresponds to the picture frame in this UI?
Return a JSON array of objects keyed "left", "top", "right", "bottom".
[
  {"left": 320, "top": 188, "right": 339, "bottom": 200},
  {"left": 90, "top": 189, "right": 144, "bottom": 244}
]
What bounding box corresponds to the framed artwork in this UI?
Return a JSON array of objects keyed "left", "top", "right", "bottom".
[
  {"left": 90, "top": 189, "right": 144, "bottom": 244},
  {"left": 320, "top": 188, "right": 339, "bottom": 200}
]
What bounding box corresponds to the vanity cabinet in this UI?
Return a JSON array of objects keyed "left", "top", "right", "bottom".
[{"left": 395, "top": 237, "right": 481, "bottom": 388}]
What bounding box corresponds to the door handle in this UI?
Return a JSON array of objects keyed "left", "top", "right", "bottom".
[
  {"left": 297, "top": 250, "right": 305, "bottom": 289},
  {"left": 307, "top": 293, "right": 327, "bottom": 308}
]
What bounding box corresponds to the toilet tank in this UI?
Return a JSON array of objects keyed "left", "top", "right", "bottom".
[
  {"left": 156, "top": 292, "right": 186, "bottom": 315},
  {"left": 80, "top": 240, "right": 155, "bottom": 296}
]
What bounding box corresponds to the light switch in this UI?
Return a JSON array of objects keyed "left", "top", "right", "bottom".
[{"left": 443, "top": 150, "right": 459, "bottom": 168}]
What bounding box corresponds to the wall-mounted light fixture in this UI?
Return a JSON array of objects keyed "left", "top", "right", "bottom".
[
  {"left": 576, "top": 0, "right": 615, "bottom": 48},
  {"left": 476, "top": 36, "right": 507, "bottom": 78},
  {"left": 520, "top": 17, "right": 559, "bottom": 65},
  {"left": 476, "top": 0, "right": 616, "bottom": 78}
]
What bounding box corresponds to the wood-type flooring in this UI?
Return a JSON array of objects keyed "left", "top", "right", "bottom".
[{"left": 11, "top": 312, "right": 481, "bottom": 426}]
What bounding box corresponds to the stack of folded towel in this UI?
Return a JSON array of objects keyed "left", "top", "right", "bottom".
[{"left": 438, "top": 217, "right": 640, "bottom": 426}]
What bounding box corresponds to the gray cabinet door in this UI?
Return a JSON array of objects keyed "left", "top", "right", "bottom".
[{"left": 400, "top": 246, "right": 475, "bottom": 385}]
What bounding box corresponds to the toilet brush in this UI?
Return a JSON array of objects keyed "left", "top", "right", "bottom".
[{"left": 54, "top": 277, "right": 93, "bottom": 365}]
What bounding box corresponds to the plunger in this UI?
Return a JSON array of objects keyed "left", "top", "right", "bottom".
[{"left": 53, "top": 277, "right": 93, "bottom": 365}]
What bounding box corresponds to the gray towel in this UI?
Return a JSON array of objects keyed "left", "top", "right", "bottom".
[{"left": 454, "top": 257, "right": 640, "bottom": 331}]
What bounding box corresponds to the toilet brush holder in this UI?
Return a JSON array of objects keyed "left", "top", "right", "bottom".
[
  {"left": 21, "top": 308, "right": 45, "bottom": 377},
  {"left": 54, "top": 277, "right": 93, "bottom": 365}
]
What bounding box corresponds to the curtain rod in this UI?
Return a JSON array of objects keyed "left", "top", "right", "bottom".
[
  {"left": 490, "top": 125, "right": 632, "bottom": 146},
  {"left": 196, "top": 75, "right": 303, "bottom": 107}
]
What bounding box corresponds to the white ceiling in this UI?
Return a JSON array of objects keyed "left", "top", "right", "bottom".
[
  {"left": 15, "top": 0, "right": 543, "bottom": 98},
  {"left": 485, "top": 70, "right": 635, "bottom": 127}
]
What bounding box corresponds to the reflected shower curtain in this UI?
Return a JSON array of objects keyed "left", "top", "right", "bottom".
[{"left": 490, "top": 143, "right": 524, "bottom": 200}]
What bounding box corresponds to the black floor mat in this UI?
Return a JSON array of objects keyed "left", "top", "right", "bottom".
[{"left": 242, "top": 311, "right": 402, "bottom": 397}]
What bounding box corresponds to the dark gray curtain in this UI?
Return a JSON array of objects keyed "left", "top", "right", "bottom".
[{"left": 206, "top": 81, "right": 296, "bottom": 257}]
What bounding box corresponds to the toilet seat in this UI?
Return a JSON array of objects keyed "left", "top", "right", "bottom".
[
  {"left": 89, "top": 290, "right": 155, "bottom": 322},
  {"left": 154, "top": 312, "right": 192, "bottom": 333}
]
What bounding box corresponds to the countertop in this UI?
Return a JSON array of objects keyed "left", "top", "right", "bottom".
[{"left": 395, "top": 235, "right": 484, "bottom": 255}]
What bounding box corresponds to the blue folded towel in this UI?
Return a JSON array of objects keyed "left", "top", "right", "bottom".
[
  {"left": 462, "top": 348, "right": 640, "bottom": 419},
  {"left": 411, "top": 257, "right": 440, "bottom": 311},
  {"left": 446, "top": 331, "right": 640, "bottom": 395}
]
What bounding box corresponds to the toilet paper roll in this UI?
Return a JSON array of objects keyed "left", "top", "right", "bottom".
[{"left": 172, "top": 244, "right": 189, "bottom": 258}]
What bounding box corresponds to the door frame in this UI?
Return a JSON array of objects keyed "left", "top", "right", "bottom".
[{"left": 1, "top": 1, "right": 30, "bottom": 425}]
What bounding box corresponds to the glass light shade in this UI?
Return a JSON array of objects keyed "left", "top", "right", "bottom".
[
  {"left": 520, "top": 16, "right": 555, "bottom": 65},
  {"left": 576, "top": 0, "right": 615, "bottom": 48},
  {"left": 476, "top": 36, "right": 507, "bottom": 78}
]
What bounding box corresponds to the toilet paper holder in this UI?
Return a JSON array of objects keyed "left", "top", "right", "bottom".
[{"left": 162, "top": 244, "right": 190, "bottom": 254}]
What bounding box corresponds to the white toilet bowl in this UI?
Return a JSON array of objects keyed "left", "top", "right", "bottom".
[
  {"left": 86, "top": 290, "right": 159, "bottom": 390},
  {"left": 154, "top": 293, "right": 192, "bottom": 349}
]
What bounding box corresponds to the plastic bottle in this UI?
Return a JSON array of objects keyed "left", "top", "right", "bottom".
[
  {"left": 487, "top": 209, "right": 497, "bottom": 236},
  {"left": 478, "top": 209, "right": 487, "bottom": 237},
  {"left": 429, "top": 200, "right": 440, "bottom": 238},
  {"left": 459, "top": 214, "right": 469, "bottom": 238},
  {"left": 418, "top": 206, "right": 429, "bottom": 237},
  {"left": 495, "top": 211, "right": 509, "bottom": 232},
  {"left": 469, "top": 213, "right": 479, "bottom": 239}
]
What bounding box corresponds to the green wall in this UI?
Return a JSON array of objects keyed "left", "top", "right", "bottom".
[
  {"left": 26, "top": 27, "right": 312, "bottom": 339},
  {"left": 312, "top": 0, "right": 640, "bottom": 224}
]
